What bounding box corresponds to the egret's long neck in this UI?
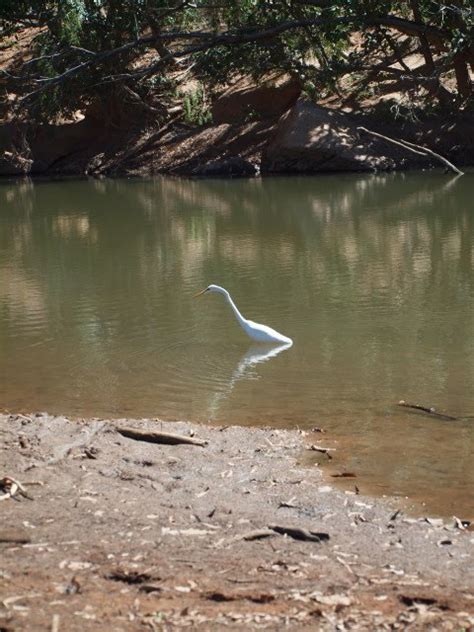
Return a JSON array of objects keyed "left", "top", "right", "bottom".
[{"left": 223, "top": 290, "right": 247, "bottom": 329}]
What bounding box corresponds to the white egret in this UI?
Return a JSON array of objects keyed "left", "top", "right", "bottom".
[{"left": 194, "top": 284, "right": 293, "bottom": 345}]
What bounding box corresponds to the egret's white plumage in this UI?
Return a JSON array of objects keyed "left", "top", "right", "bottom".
[{"left": 195, "top": 284, "right": 293, "bottom": 345}]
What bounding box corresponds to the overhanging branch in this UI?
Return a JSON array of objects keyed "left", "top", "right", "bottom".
[{"left": 18, "top": 13, "right": 452, "bottom": 103}]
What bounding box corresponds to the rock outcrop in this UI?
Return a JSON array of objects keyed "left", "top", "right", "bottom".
[
  {"left": 262, "top": 100, "right": 404, "bottom": 173},
  {"left": 0, "top": 120, "right": 129, "bottom": 176},
  {"left": 212, "top": 74, "right": 301, "bottom": 124},
  {"left": 1, "top": 94, "right": 468, "bottom": 178}
]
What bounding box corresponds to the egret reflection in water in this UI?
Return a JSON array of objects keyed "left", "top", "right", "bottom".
[
  {"left": 207, "top": 342, "right": 293, "bottom": 422},
  {"left": 1, "top": 173, "right": 474, "bottom": 518}
]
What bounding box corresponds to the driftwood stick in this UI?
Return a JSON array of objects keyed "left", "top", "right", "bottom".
[
  {"left": 240, "top": 529, "right": 276, "bottom": 541},
  {"left": 0, "top": 476, "right": 33, "bottom": 501},
  {"left": 307, "top": 445, "right": 334, "bottom": 460},
  {"left": 357, "top": 126, "right": 464, "bottom": 176},
  {"left": 0, "top": 531, "right": 31, "bottom": 544},
  {"left": 358, "top": 127, "right": 427, "bottom": 156},
  {"left": 397, "top": 400, "right": 459, "bottom": 421},
  {"left": 117, "top": 426, "right": 208, "bottom": 447},
  {"left": 268, "top": 525, "right": 330, "bottom": 542},
  {"left": 397, "top": 137, "right": 464, "bottom": 176}
]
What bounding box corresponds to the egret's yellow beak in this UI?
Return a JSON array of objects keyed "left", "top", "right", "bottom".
[{"left": 193, "top": 288, "right": 208, "bottom": 298}]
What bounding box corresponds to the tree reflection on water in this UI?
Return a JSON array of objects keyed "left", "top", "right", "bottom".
[{"left": 1, "top": 172, "right": 473, "bottom": 518}]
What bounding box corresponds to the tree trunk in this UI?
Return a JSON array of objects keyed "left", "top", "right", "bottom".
[
  {"left": 453, "top": 54, "right": 472, "bottom": 99},
  {"left": 407, "top": 0, "right": 454, "bottom": 106},
  {"left": 409, "top": 0, "right": 435, "bottom": 72}
]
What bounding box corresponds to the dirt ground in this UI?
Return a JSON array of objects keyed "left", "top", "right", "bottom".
[{"left": 1, "top": 412, "right": 473, "bottom": 631}]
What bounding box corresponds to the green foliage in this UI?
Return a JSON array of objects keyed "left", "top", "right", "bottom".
[
  {"left": 182, "top": 85, "right": 212, "bottom": 126},
  {"left": 55, "top": 0, "right": 85, "bottom": 45},
  {"left": 1, "top": 0, "right": 472, "bottom": 121}
]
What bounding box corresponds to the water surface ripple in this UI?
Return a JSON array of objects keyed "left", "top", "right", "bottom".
[{"left": 1, "top": 173, "right": 473, "bottom": 518}]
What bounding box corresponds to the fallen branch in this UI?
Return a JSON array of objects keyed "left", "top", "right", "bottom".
[
  {"left": 268, "top": 525, "right": 330, "bottom": 542},
  {"left": 357, "top": 126, "right": 464, "bottom": 176},
  {"left": 117, "top": 426, "right": 207, "bottom": 447},
  {"left": 0, "top": 476, "right": 33, "bottom": 501},
  {"left": 307, "top": 445, "right": 334, "bottom": 460},
  {"left": 0, "top": 531, "right": 31, "bottom": 544},
  {"left": 397, "top": 400, "right": 459, "bottom": 421},
  {"left": 139, "top": 584, "right": 163, "bottom": 594},
  {"left": 238, "top": 529, "right": 276, "bottom": 541}
]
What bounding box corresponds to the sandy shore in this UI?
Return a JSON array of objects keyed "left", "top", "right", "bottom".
[{"left": 1, "top": 412, "right": 473, "bottom": 630}]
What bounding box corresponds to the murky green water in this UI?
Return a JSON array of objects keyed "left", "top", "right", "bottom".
[{"left": 1, "top": 173, "right": 473, "bottom": 518}]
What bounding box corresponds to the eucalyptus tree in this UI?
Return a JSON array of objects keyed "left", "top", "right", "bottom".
[{"left": 1, "top": 0, "right": 472, "bottom": 121}]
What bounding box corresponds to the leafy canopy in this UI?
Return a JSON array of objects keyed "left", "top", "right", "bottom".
[{"left": 1, "top": 0, "right": 472, "bottom": 120}]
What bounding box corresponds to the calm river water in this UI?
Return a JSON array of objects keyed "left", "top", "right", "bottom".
[{"left": 1, "top": 173, "right": 473, "bottom": 517}]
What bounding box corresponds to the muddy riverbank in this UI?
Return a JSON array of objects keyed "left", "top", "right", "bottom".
[{"left": 1, "top": 412, "right": 473, "bottom": 630}]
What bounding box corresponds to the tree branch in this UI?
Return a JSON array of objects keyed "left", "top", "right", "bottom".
[
  {"left": 358, "top": 126, "right": 464, "bottom": 175},
  {"left": 18, "top": 13, "right": 452, "bottom": 103}
]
